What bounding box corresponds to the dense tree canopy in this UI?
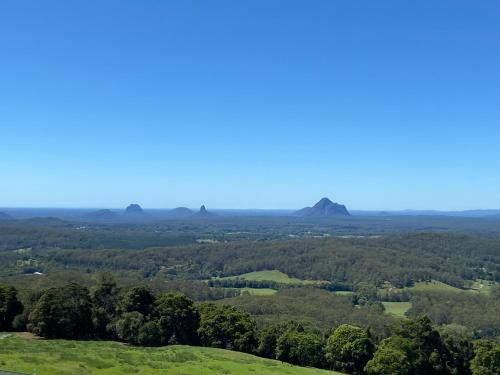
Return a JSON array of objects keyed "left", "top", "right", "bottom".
[
  {"left": 197, "top": 303, "right": 257, "bottom": 353},
  {"left": 0, "top": 284, "right": 23, "bottom": 331},
  {"left": 276, "top": 330, "right": 324, "bottom": 367},
  {"left": 325, "top": 324, "right": 374, "bottom": 374},
  {"left": 27, "top": 283, "right": 93, "bottom": 339},
  {"left": 154, "top": 293, "right": 199, "bottom": 345},
  {"left": 470, "top": 340, "right": 500, "bottom": 375}
]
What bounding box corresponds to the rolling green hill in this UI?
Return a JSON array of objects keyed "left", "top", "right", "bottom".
[
  {"left": 0, "top": 335, "right": 341, "bottom": 375},
  {"left": 217, "top": 270, "right": 322, "bottom": 285}
]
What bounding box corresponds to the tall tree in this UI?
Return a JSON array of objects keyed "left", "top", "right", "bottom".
[
  {"left": 154, "top": 293, "right": 200, "bottom": 345},
  {"left": 28, "top": 283, "right": 93, "bottom": 339},
  {"left": 0, "top": 284, "right": 23, "bottom": 331},
  {"left": 197, "top": 303, "right": 257, "bottom": 353},
  {"left": 276, "top": 331, "right": 325, "bottom": 367},
  {"left": 470, "top": 340, "right": 500, "bottom": 375},
  {"left": 325, "top": 324, "right": 374, "bottom": 374}
]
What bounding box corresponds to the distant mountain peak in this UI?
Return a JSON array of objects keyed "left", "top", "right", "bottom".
[
  {"left": 125, "top": 204, "right": 143, "bottom": 214},
  {"left": 316, "top": 197, "right": 335, "bottom": 206},
  {"left": 196, "top": 204, "right": 214, "bottom": 217},
  {"left": 295, "top": 197, "right": 350, "bottom": 217},
  {"left": 169, "top": 207, "right": 194, "bottom": 218}
]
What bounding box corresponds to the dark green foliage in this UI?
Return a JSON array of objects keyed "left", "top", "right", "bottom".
[
  {"left": 197, "top": 303, "right": 257, "bottom": 353},
  {"left": 220, "top": 288, "right": 396, "bottom": 339},
  {"left": 114, "top": 311, "right": 145, "bottom": 345},
  {"left": 276, "top": 331, "right": 325, "bottom": 367},
  {"left": 470, "top": 340, "right": 500, "bottom": 375},
  {"left": 137, "top": 320, "right": 162, "bottom": 346},
  {"left": 325, "top": 324, "right": 374, "bottom": 374},
  {"left": 91, "top": 273, "right": 119, "bottom": 338},
  {"left": 119, "top": 285, "right": 155, "bottom": 317},
  {"left": 395, "top": 316, "right": 451, "bottom": 375},
  {"left": 366, "top": 317, "right": 471, "bottom": 375},
  {"left": 438, "top": 325, "right": 474, "bottom": 375},
  {"left": 408, "top": 292, "right": 500, "bottom": 338},
  {"left": 365, "top": 337, "right": 413, "bottom": 375},
  {"left": 258, "top": 320, "right": 321, "bottom": 360},
  {"left": 27, "top": 283, "right": 93, "bottom": 339},
  {"left": 0, "top": 284, "right": 23, "bottom": 330},
  {"left": 153, "top": 293, "right": 200, "bottom": 345}
]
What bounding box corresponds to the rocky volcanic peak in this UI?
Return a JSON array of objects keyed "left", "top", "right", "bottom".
[
  {"left": 197, "top": 205, "right": 213, "bottom": 217},
  {"left": 295, "top": 197, "right": 350, "bottom": 217},
  {"left": 125, "top": 204, "right": 144, "bottom": 214}
]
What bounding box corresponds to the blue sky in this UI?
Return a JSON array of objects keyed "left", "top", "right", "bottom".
[{"left": 1, "top": 1, "right": 499, "bottom": 210}]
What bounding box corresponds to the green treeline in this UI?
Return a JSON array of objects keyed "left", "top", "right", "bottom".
[
  {"left": 3, "top": 233, "right": 499, "bottom": 287},
  {"left": 1, "top": 280, "right": 499, "bottom": 375}
]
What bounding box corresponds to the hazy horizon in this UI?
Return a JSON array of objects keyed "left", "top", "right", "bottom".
[{"left": 2, "top": 1, "right": 499, "bottom": 210}]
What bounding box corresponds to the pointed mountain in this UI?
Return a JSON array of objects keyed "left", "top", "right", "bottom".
[
  {"left": 295, "top": 197, "right": 350, "bottom": 217},
  {"left": 125, "top": 204, "right": 144, "bottom": 214},
  {"left": 195, "top": 205, "right": 214, "bottom": 217}
]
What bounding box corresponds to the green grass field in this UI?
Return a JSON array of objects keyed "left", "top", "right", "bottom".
[
  {"left": 409, "top": 280, "right": 463, "bottom": 293},
  {"left": 407, "top": 280, "right": 497, "bottom": 295},
  {"left": 465, "top": 279, "right": 496, "bottom": 295},
  {"left": 382, "top": 302, "right": 411, "bottom": 318},
  {"left": 218, "top": 270, "right": 321, "bottom": 285},
  {"left": 0, "top": 334, "right": 341, "bottom": 375},
  {"left": 238, "top": 287, "right": 278, "bottom": 296},
  {"left": 329, "top": 291, "right": 354, "bottom": 296}
]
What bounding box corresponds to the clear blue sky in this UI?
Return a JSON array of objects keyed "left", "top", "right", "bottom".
[{"left": 1, "top": 1, "right": 499, "bottom": 210}]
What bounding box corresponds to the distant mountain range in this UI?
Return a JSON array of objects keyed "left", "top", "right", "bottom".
[
  {"left": 2, "top": 201, "right": 500, "bottom": 221},
  {"left": 81, "top": 204, "right": 214, "bottom": 220},
  {"left": 295, "top": 197, "right": 350, "bottom": 217},
  {"left": 0, "top": 211, "right": 13, "bottom": 220}
]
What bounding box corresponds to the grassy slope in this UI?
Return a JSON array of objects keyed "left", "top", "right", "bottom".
[
  {"left": 239, "top": 287, "right": 278, "bottom": 296},
  {"left": 380, "top": 279, "right": 497, "bottom": 319},
  {"left": 410, "top": 280, "right": 464, "bottom": 293},
  {"left": 382, "top": 302, "right": 411, "bottom": 318},
  {"left": 218, "top": 270, "right": 320, "bottom": 285},
  {"left": 0, "top": 335, "right": 341, "bottom": 375}
]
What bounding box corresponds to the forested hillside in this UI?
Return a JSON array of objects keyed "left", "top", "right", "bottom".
[{"left": 0, "top": 218, "right": 499, "bottom": 374}]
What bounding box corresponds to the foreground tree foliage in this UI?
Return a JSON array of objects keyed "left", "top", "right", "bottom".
[
  {"left": 276, "top": 330, "right": 324, "bottom": 367},
  {"left": 197, "top": 303, "right": 257, "bottom": 353},
  {"left": 470, "top": 340, "right": 500, "bottom": 375},
  {"left": 90, "top": 272, "right": 119, "bottom": 338},
  {"left": 154, "top": 293, "right": 200, "bottom": 345},
  {"left": 0, "top": 284, "right": 23, "bottom": 331},
  {"left": 2, "top": 278, "right": 497, "bottom": 374},
  {"left": 27, "top": 283, "right": 93, "bottom": 339},
  {"left": 325, "top": 324, "right": 374, "bottom": 374}
]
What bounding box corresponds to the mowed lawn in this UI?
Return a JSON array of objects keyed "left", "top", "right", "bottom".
[{"left": 0, "top": 335, "right": 341, "bottom": 375}]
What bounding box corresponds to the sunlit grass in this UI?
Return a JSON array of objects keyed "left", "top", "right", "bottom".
[{"left": 0, "top": 335, "right": 341, "bottom": 375}]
